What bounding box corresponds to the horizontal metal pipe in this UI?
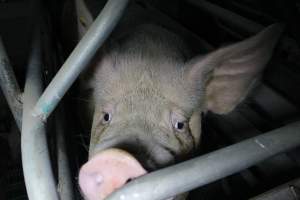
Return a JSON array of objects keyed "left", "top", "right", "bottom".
[
  {"left": 21, "top": 28, "right": 59, "bottom": 200},
  {"left": 187, "top": 0, "right": 264, "bottom": 34},
  {"left": 0, "top": 37, "right": 22, "bottom": 130},
  {"left": 32, "top": 0, "right": 129, "bottom": 121},
  {"left": 107, "top": 121, "right": 300, "bottom": 200}
]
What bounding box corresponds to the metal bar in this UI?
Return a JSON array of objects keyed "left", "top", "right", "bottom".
[
  {"left": 21, "top": 28, "right": 59, "bottom": 200},
  {"left": 55, "top": 107, "right": 74, "bottom": 200},
  {"left": 0, "top": 37, "right": 22, "bottom": 130},
  {"left": 187, "top": 0, "right": 264, "bottom": 34},
  {"left": 107, "top": 121, "right": 300, "bottom": 200},
  {"left": 250, "top": 178, "right": 300, "bottom": 200},
  {"left": 32, "top": 0, "right": 129, "bottom": 121}
]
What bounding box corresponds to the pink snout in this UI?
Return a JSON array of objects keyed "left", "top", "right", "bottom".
[{"left": 79, "top": 148, "right": 147, "bottom": 200}]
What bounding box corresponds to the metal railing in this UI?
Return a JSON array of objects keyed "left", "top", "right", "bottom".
[
  {"left": 0, "top": 1, "right": 299, "bottom": 200},
  {"left": 32, "top": 0, "right": 129, "bottom": 121},
  {"left": 0, "top": 0, "right": 129, "bottom": 200},
  {"left": 23, "top": 0, "right": 129, "bottom": 199},
  {"left": 21, "top": 28, "right": 60, "bottom": 200},
  {"left": 106, "top": 121, "right": 300, "bottom": 200},
  {"left": 0, "top": 37, "right": 22, "bottom": 129}
]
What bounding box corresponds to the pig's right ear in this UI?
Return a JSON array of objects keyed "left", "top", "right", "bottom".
[
  {"left": 75, "top": 0, "right": 94, "bottom": 39},
  {"left": 184, "top": 24, "right": 284, "bottom": 114}
]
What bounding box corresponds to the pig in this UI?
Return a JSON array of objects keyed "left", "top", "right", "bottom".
[{"left": 74, "top": 1, "right": 283, "bottom": 199}]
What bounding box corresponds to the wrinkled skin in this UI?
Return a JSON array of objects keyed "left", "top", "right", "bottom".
[{"left": 72, "top": 1, "right": 283, "bottom": 199}]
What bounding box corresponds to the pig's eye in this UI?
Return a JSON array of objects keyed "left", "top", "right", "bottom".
[
  {"left": 102, "top": 112, "right": 112, "bottom": 124},
  {"left": 175, "top": 122, "right": 185, "bottom": 130},
  {"left": 171, "top": 112, "right": 187, "bottom": 132},
  {"left": 174, "top": 121, "right": 185, "bottom": 131}
]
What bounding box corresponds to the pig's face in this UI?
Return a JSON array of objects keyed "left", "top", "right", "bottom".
[
  {"left": 88, "top": 27, "right": 203, "bottom": 170},
  {"left": 79, "top": 24, "right": 283, "bottom": 200},
  {"left": 89, "top": 54, "right": 199, "bottom": 169}
]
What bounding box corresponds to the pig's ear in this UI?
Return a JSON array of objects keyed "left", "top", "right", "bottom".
[
  {"left": 185, "top": 24, "right": 284, "bottom": 114},
  {"left": 75, "top": 0, "right": 94, "bottom": 39}
]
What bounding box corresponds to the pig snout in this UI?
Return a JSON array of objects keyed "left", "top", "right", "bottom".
[{"left": 79, "top": 148, "right": 147, "bottom": 200}]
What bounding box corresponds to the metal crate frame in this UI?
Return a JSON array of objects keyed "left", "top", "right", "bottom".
[{"left": 0, "top": 0, "right": 299, "bottom": 200}]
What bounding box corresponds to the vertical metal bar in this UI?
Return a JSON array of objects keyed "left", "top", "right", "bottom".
[
  {"left": 107, "top": 121, "right": 300, "bottom": 200},
  {"left": 21, "top": 28, "right": 59, "bottom": 200},
  {"left": 55, "top": 107, "right": 74, "bottom": 200},
  {"left": 32, "top": 0, "right": 129, "bottom": 121},
  {"left": 0, "top": 37, "right": 22, "bottom": 130}
]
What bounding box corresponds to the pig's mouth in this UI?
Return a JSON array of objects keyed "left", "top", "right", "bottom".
[
  {"left": 91, "top": 138, "right": 172, "bottom": 172},
  {"left": 79, "top": 148, "right": 177, "bottom": 200}
]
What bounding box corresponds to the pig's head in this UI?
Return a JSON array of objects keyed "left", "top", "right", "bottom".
[{"left": 78, "top": 20, "right": 283, "bottom": 200}]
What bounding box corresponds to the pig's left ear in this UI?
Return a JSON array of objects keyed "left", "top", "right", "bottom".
[{"left": 185, "top": 24, "right": 284, "bottom": 114}]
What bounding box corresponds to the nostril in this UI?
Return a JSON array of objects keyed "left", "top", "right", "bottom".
[
  {"left": 94, "top": 173, "right": 103, "bottom": 185},
  {"left": 80, "top": 172, "right": 103, "bottom": 186},
  {"left": 126, "top": 178, "right": 133, "bottom": 184}
]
